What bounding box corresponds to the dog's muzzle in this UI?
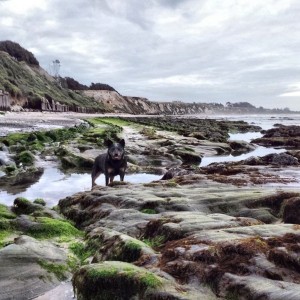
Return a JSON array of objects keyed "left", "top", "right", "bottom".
[{"left": 112, "top": 153, "right": 122, "bottom": 160}]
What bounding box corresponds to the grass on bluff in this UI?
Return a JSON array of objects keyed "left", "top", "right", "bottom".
[{"left": 0, "top": 51, "right": 105, "bottom": 110}]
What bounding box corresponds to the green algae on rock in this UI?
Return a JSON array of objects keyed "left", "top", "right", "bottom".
[
  {"left": 33, "top": 198, "right": 46, "bottom": 206},
  {"left": 87, "top": 227, "right": 156, "bottom": 264},
  {"left": 0, "top": 204, "right": 17, "bottom": 248},
  {"left": 72, "top": 261, "right": 164, "bottom": 300},
  {"left": 0, "top": 235, "right": 71, "bottom": 299},
  {"left": 16, "top": 150, "right": 35, "bottom": 166},
  {"left": 13, "top": 197, "right": 44, "bottom": 215},
  {"left": 37, "top": 259, "right": 69, "bottom": 281},
  {"left": 26, "top": 217, "right": 82, "bottom": 239}
]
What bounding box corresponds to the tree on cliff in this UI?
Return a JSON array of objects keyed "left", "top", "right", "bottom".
[
  {"left": 0, "top": 40, "right": 39, "bottom": 66},
  {"left": 64, "top": 77, "right": 89, "bottom": 90},
  {"left": 89, "top": 82, "right": 116, "bottom": 92},
  {"left": 63, "top": 77, "right": 117, "bottom": 92}
]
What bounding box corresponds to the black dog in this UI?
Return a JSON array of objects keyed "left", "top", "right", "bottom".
[{"left": 91, "top": 139, "right": 127, "bottom": 187}]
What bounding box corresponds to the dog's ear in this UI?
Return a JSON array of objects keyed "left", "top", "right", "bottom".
[
  {"left": 105, "top": 139, "right": 113, "bottom": 148},
  {"left": 119, "top": 139, "right": 125, "bottom": 147}
]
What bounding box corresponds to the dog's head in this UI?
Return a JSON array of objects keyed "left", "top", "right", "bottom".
[{"left": 106, "top": 139, "right": 125, "bottom": 160}]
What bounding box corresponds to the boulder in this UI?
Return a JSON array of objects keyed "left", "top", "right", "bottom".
[
  {"left": 282, "top": 196, "right": 300, "bottom": 224},
  {"left": 229, "top": 140, "right": 256, "bottom": 154},
  {"left": 0, "top": 235, "right": 69, "bottom": 300}
]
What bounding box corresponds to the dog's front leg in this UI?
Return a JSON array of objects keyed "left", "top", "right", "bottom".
[
  {"left": 109, "top": 175, "right": 114, "bottom": 184},
  {"left": 105, "top": 173, "right": 109, "bottom": 186},
  {"left": 91, "top": 171, "right": 101, "bottom": 188},
  {"left": 119, "top": 167, "right": 125, "bottom": 182}
]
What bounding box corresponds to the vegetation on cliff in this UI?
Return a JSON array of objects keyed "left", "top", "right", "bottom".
[
  {"left": 0, "top": 40, "right": 39, "bottom": 66},
  {"left": 0, "top": 41, "right": 106, "bottom": 111},
  {"left": 63, "top": 76, "right": 116, "bottom": 92}
]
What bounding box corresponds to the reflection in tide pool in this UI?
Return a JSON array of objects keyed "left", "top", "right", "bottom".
[
  {"left": 0, "top": 167, "right": 161, "bottom": 207},
  {"left": 2, "top": 114, "right": 299, "bottom": 207},
  {"left": 229, "top": 131, "right": 262, "bottom": 143},
  {"left": 200, "top": 131, "right": 286, "bottom": 167},
  {"left": 200, "top": 146, "right": 285, "bottom": 167}
]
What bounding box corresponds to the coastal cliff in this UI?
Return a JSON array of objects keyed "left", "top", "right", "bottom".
[
  {"left": 84, "top": 90, "right": 292, "bottom": 115},
  {"left": 0, "top": 41, "right": 296, "bottom": 115}
]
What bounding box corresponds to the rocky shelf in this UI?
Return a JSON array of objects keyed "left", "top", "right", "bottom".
[{"left": 0, "top": 116, "right": 300, "bottom": 299}]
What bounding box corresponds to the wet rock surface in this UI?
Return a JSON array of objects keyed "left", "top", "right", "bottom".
[
  {"left": 0, "top": 198, "right": 82, "bottom": 300},
  {"left": 59, "top": 180, "right": 300, "bottom": 299},
  {"left": 123, "top": 116, "right": 261, "bottom": 143},
  {"left": 0, "top": 235, "right": 70, "bottom": 300},
  {"left": 1, "top": 114, "right": 300, "bottom": 299},
  {"left": 197, "top": 151, "right": 300, "bottom": 186},
  {"left": 0, "top": 112, "right": 85, "bottom": 136},
  {"left": 252, "top": 125, "right": 300, "bottom": 148}
]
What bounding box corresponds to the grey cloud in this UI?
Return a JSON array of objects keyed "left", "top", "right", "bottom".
[{"left": 1, "top": 0, "right": 300, "bottom": 110}]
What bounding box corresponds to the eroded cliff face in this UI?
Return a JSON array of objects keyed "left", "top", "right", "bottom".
[{"left": 83, "top": 90, "right": 227, "bottom": 115}]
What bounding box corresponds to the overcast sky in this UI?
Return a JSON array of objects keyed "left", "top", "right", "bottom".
[{"left": 1, "top": 0, "right": 300, "bottom": 110}]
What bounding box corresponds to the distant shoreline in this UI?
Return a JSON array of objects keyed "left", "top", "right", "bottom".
[{"left": 0, "top": 110, "right": 299, "bottom": 137}]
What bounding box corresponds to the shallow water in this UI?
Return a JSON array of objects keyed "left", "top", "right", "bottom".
[
  {"left": 200, "top": 146, "right": 285, "bottom": 167},
  {"left": 200, "top": 131, "right": 285, "bottom": 167},
  {"left": 229, "top": 131, "right": 262, "bottom": 142},
  {"left": 199, "top": 114, "right": 300, "bottom": 167},
  {"left": 1, "top": 114, "right": 300, "bottom": 207},
  {"left": 0, "top": 167, "right": 161, "bottom": 207},
  {"left": 206, "top": 113, "right": 300, "bottom": 130}
]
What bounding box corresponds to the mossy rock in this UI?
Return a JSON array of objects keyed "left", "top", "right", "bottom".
[
  {"left": 89, "top": 228, "right": 155, "bottom": 263},
  {"left": 73, "top": 261, "right": 164, "bottom": 300},
  {"left": 9, "top": 144, "right": 27, "bottom": 153},
  {"left": 28, "top": 140, "right": 44, "bottom": 152},
  {"left": 76, "top": 156, "right": 94, "bottom": 168},
  {"left": 4, "top": 164, "right": 17, "bottom": 174},
  {"left": 33, "top": 198, "right": 46, "bottom": 206},
  {"left": 35, "top": 131, "right": 52, "bottom": 143},
  {"left": 60, "top": 155, "right": 94, "bottom": 169},
  {"left": 6, "top": 167, "right": 43, "bottom": 186},
  {"left": 13, "top": 197, "right": 43, "bottom": 215},
  {"left": 0, "top": 230, "right": 14, "bottom": 248},
  {"left": 37, "top": 259, "right": 69, "bottom": 281},
  {"left": 188, "top": 131, "right": 206, "bottom": 140},
  {"left": 16, "top": 150, "right": 35, "bottom": 166},
  {"left": 172, "top": 149, "right": 202, "bottom": 164},
  {"left": 27, "top": 133, "right": 37, "bottom": 142},
  {"left": 0, "top": 204, "right": 16, "bottom": 220},
  {"left": 0, "top": 204, "right": 16, "bottom": 232},
  {"left": 60, "top": 156, "right": 78, "bottom": 168},
  {"left": 69, "top": 241, "right": 95, "bottom": 265},
  {"left": 27, "top": 217, "right": 82, "bottom": 239},
  {"left": 0, "top": 132, "right": 29, "bottom": 147},
  {"left": 141, "top": 208, "right": 158, "bottom": 214},
  {"left": 0, "top": 205, "right": 16, "bottom": 247}
]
